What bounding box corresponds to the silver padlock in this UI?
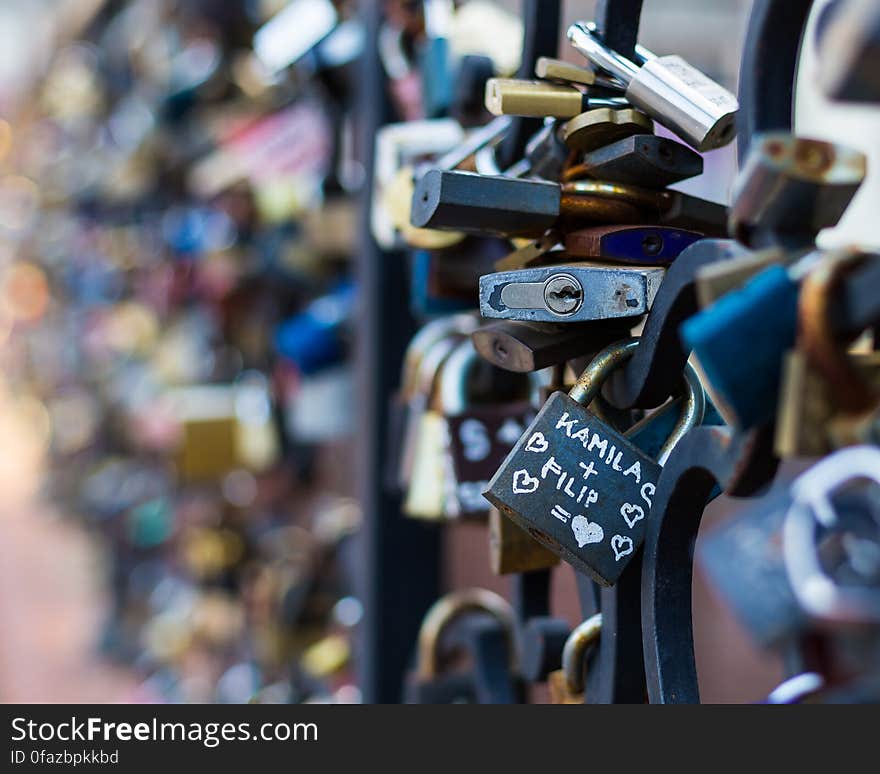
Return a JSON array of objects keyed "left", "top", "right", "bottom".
[
  {"left": 567, "top": 21, "right": 738, "bottom": 152},
  {"left": 479, "top": 263, "right": 665, "bottom": 323}
]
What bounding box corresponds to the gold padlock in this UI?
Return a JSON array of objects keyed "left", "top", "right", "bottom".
[
  {"left": 776, "top": 249, "right": 880, "bottom": 456},
  {"left": 489, "top": 507, "right": 559, "bottom": 575},
  {"left": 403, "top": 336, "right": 463, "bottom": 519},
  {"left": 547, "top": 613, "right": 602, "bottom": 704}
]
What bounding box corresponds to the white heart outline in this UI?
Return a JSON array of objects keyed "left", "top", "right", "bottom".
[
  {"left": 511, "top": 469, "right": 540, "bottom": 494},
  {"left": 524, "top": 431, "right": 549, "bottom": 454},
  {"left": 620, "top": 502, "right": 645, "bottom": 530},
  {"left": 611, "top": 534, "right": 634, "bottom": 562}
]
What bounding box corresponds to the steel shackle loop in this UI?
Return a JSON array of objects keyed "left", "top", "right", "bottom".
[
  {"left": 439, "top": 338, "right": 545, "bottom": 415},
  {"left": 416, "top": 588, "right": 515, "bottom": 680},
  {"left": 568, "top": 337, "right": 705, "bottom": 465},
  {"left": 561, "top": 612, "right": 602, "bottom": 695}
]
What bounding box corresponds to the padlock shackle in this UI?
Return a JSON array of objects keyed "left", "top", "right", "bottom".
[
  {"left": 568, "top": 337, "right": 705, "bottom": 464},
  {"left": 567, "top": 22, "right": 639, "bottom": 84},
  {"left": 416, "top": 588, "right": 515, "bottom": 679},
  {"left": 402, "top": 314, "right": 478, "bottom": 397},
  {"left": 438, "top": 338, "right": 543, "bottom": 415},
  {"left": 562, "top": 612, "right": 602, "bottom": 695},
  {"left": 782, "top": 445, "right": 880, "bottom": 626}
]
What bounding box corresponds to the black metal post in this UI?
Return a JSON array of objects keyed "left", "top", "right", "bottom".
[{"left": 354, "top": 0, "right": 443, "bottom": 704}]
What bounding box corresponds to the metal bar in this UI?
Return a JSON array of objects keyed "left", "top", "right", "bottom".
[
  {"left": 496, "top": 0, "right": 561, "bottom": 169},
  {"left": 354, "top": 0, "right": 442, "bottom": 704},
  {"left": 594, "top": 0, "right": 644, "bottom": 62}
]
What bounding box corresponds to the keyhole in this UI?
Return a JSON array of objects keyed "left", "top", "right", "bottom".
[{"left": 642, "top": 234, "right": 664, "bottom": 256}]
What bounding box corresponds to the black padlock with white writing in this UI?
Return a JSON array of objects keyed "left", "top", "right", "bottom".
[
  {"left": 441, "top": 338, "right": 536, "bottom": 517},
  {"left": 484, "top": 338, "right": 703, "bottom": 586}
]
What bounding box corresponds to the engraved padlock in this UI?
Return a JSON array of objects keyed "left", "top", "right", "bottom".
[
  {"left": 567, "top": 22, "right": 738, "bottom": 152},
  {"left": 438, "top": 338, "right": 537, "bottom": 518},
  {"left": 484, "top": 338, "right": 704, "bottom": 586}
]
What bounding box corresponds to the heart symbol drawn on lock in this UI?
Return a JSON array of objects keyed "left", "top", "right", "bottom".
[
  {"left": 611, "top": 535, "right": 634, "bottom": 562},
  {"left": 525, "top": 432, "right": 549, "bottom": 454},
  {"left": 620, "top": 503, "right": 645, "bottom": 529},
  {"left": 571, "top": 515, "right": 604, "bottom": 548},
  {"left": 512, "top": 469, "right": 540, "bottom": 494}
]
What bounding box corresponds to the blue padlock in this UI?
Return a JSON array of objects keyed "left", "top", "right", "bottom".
[{"left": 680, "top": 264, "right": 798, "bottom": 429}]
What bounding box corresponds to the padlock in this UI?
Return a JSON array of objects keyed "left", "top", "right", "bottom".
[
  {"left": 783, "top": 446, "right": 880, "bottom": 627},
  {"left": 405, "top": 588, "right": 518, "bottom": 704},
  {"left": 564, "top": 225, "right": 704, "bottom": 266},
  {"left": 484, "top": 337, "right": 705, "bottom": 586},
  {"left": 681, "top": 252, "right": 822, "bottom": 430},
  {"left": 393, "top": 314, "right": 478, "bottom": 490},
  {"left": 700, "top": 446, "right": 880, "bottom": 649},
  {"left": 729, "top": 134, "right": 866, "bottom": 249},
  {"left": 489, "top": 506, "right": 559, "bottom": 575},
  {"left": 796, "top": 248, "right": 878, "bottom": 415},
  {"left": 535, "top": 56, "right": 623, "bottom": 89},
  {"left": 411, "top": 170, "right": 729, "bottom": 237},
  {"left": 694, "top": 247, "right": 790, "bottom": 308},
  {"left": 479, "top": 262, "right": 665, "bottom": 323},
  {"left": 438, "top": 337, "right": 537, "bottom": 518},
  {"left": 402, "top": 335, "right": 468, "bottom": 519},
  {"left": 471, "top": 318, "right": 635, "bottom": 373},
  {"left": 567, "top": 21, "right": 738, "bottom": 151},
  {"left": 523, "top": 122, "right": 569, "bottom": 182},
  {"left": 547, "top": 613, "right": 602, "bottom": 704},
  {"left": 561, "top": 107, "right": 653, "bottom": 152},
  {"left": 561, "top": 134, "right": 703, "bottom": 189},
  {"left": 484, "top": 78, "right": 627, "bottom": 119}
]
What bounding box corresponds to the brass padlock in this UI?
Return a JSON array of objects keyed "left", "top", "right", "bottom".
[
  {"left": 562, "top": 107, "right": 653, "bottom": 152},
  {"left": 393, "top": 314, "right": 478, "bottom": 490},
  {"left": 548, "top": 613, "right": 602, "bottom": 704},
  {"left": 403, "top": 335, "right": 465, "bottom": 519},
  {"left": 489, "top": 507, "right": 559, "bottom": 575},
  {"left": 776, "top": 249, "right": 880, "bottom": 456}
]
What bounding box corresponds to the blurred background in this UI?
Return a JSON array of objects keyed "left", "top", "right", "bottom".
[{"left": 0, "top": 0, "right": 767, "bottom": 704}]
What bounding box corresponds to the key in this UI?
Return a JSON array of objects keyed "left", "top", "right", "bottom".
[
  {"left": 730, "top": 133, "right": 867, "bottom": 249},
  {"left": 567, "top": 21, "right": 738, "bottom": 151},
  {"left": 485, "top": 78, "right": 629, "bottom": 118},
  {"left": 484, "top": 338, "right": 705, "bottom": 586},
  {"left": 561, "top": 134, "right": 703, "bottom": 189},
  {"left": 564, "top": 225, "right": 704, "bottom": 266},
  {"left": 479, "top": 263, "right": 665, "bottom": 323},
  {"left": 411, "top": 169, "right": 729, "bottom": 237}
]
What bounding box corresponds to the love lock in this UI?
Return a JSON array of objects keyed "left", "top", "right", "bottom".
[{"left": 484, "top": 337, "right": 704, "bottom": 586}]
